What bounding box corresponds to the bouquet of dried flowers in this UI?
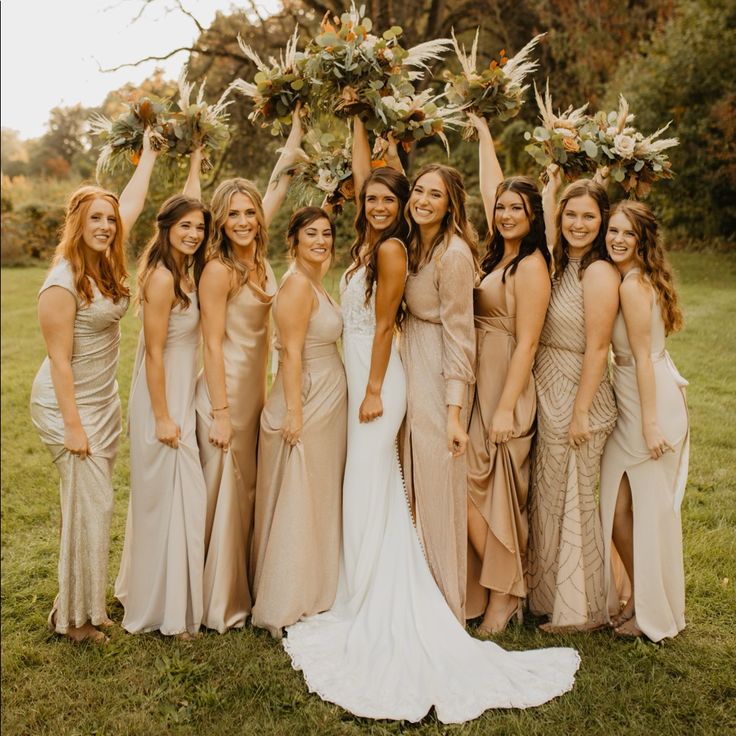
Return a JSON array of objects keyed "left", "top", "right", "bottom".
[
  {"left": 523, "top": 81, "right": 598, "bottom": 180},
  {"left": 303, "top": 3, "right": 450, "bottom": 119},
  {"left": 166, "top": 67, "right": 232, "bottom": 173},
  {"left": 288, "top": 124, "right": 354, "bottom": 213},
  {"left": 89, "top": 96, "right": 171, "bottom": 178},
  {"left": 229, "top": 28, "right": 309, "bottom": 136},
  {"left": 444, "top": 30, "right": 544, "bottom": 140},
  {"left": 361, "top": 87, "right": 464, "bottom": 154},
  {"left": 581, "top": 95, "right": 679, "bottom": 198}
]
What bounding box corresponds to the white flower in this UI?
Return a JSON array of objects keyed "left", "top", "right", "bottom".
[
  {"left": 316, "top": 167, "right": 338, "bottom": 193},
  {"left": 613, "top": 133, "right": 637, "bottom": 159}
]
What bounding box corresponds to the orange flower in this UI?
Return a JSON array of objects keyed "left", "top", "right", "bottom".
[
  {"left": 129, "top": 151, "right": 141, "bottom": 166},
  {"left": 490, "top": 60, "right": 498, "bottom": 69},
  {"left": 346, "top": 31, "right": 355, "bottom": 41},
  {"left": 371, "top": 159, "right": 388, "bottom": 168}
]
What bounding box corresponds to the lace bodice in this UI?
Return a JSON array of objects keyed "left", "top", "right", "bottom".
[{"left": 341, "top": 266, "right": 376, "bottom": 338}]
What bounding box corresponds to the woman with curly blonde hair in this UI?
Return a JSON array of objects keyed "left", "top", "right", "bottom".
[
  {"left": 186, "top": 112, "right": 304, "bottom": 633},
  {"left": 600, "top": 200, "right": 688, "bottom": 641},
  {"left": 30, "top": 135, "right": 158, "bottom": 643}
]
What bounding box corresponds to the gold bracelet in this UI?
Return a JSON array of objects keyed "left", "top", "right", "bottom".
[{"left": 210, "top": 405, "right": 229, "bottom": 416}]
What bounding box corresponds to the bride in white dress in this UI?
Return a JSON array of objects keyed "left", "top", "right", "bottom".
[{"left": 282, "top": 125, "right": 581, "bottom": 723}]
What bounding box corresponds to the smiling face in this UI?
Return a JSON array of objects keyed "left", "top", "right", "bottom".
[
  {"left": 294, "top": 217, "right": 334, "bottom": 268},
  {"left": 494, "top": 190, "right": 531, "bottom": 244},
  {"left": 365, "top": 182, "right": 400, "bottom": 232},
  {"left": 561, "top": 194, "right": 602, "bottom": 254},
  {"left": 81, "top": 198, "right": 118, "bottom": 256},
  {"left": 170, "top": 209, "right": 206, "bottom": 262},
  {"left": 223, "top": 192, "right": 259, "bottom": 250},
  {"left": 409, "top": 171, "right": 449, "bottom": 228},
  {"left": 606, "top": 211, "right": 640, "bottom": 272}
]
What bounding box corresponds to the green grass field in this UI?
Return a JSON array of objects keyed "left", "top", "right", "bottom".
[{"left": 2, "top": 253, "right": 735, "bottom": 736}]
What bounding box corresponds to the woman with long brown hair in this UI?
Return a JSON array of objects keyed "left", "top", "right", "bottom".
[
  {"left": 465, "top": 114, "right": 552, "bottom": 634},
  {"left": 115, "top": 194, "right": 211, "bottom": 639},
  {"left": 527, "top": 173, "right": 620, "bottom": 632},
  {"left": 400, "top": 161, "right": 478, "bottom": 623},
  {"left": 186, "top": 113, "right": 304, "bottom": 633},
  {"left": 30, "top": 135, "right": 159, "bottom": 643},
  {"left": 599, "top": 200, "right": 688, "bottom": 640}
]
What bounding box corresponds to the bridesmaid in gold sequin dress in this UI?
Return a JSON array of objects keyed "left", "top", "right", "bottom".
[
  {"left": 528, "top": 175, "right": 620, "bottom": 631},
  {"left": 185, "top": 119, "right": 304, "bottom": 632},
  {"left": 402, "top": 164, "right": 478, "bottom": 623},
  {"left": 251, "top": 208, "right": 347, "bottom": 638},
  {"left": 600, "top": 201, "right": 688, "bottom": 641},
  {"left": 465, "top": 115, "right": 552, "bottom": 634},
  {"left": 30, "top": 140, "right": 157, "bottom": 643}
]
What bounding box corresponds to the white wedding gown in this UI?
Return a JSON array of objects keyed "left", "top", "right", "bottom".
[{"left": 283, "top": 266, "right": 581, "bottom": 723}]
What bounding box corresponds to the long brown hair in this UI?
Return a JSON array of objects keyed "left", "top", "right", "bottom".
[
  {"left": 348, "top": 167, "right": 410, "bottom": 327},
  {"left": 136, "top": 195, "right": 211, "bottom": 309},
  {"left": 208, "top": 178, "right": 268, "bottom": 292},
  {"left": 553, "top": 179, "right": 610, "bottom": 279},
  {"left": 481, "top": 176, "right": 551, "bottom": 280},
  {"left": 53, "top": 185, "right": 129, "bottom": 304},
  {"left": 611, "top": 200, "right": 683, "bottom": 334},
  {"left": 406, "top": 164, "right": 480, "bottom": 274}
]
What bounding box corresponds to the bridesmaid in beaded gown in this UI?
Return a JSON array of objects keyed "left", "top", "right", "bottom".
[
  {"left": 251, "top": 208, "right": 347, "bottom": 638},
  {"left": 528, "top": 176, "right": 620, "bottom": 631},
  {"left": 30, "top": 141, "right": 158, "bottom": 644},
  {"left": 115, "top": 195, "right": 210, "bottom": 638},
  {"left": 600, "top": 201, "right": 688, "bottom": 641},
  {"left": 402, "top": 164, "right": 478, "bottom": 623},
  {"left": 185, "top": 118, "right": 303, "bottom": 632},
  {"left": 464, "top": 114, "right": 552, "bottom": 633}
]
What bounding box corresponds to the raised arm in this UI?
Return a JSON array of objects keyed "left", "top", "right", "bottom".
[
  {"left": 275, "top": 273, "right": 315, "bottom": 446},
  {"left": 620, "top": 277, "right": 673, "bottom": 459},
  {"left": 352, "top": 116, "right": 372, "bottom": 205},
  {"left": 489, "top": 255, "right": 551, "bottom": 443},
  {"left": 359, "top": 239, "right": 407, "bottom": 422},
  {"left": 570, "top": 260, "right": 620, "bottom": 447},
  {"left": 467, "top": 112, "right": 504, "bottom": 229},
  {"left": 118, "top": 130, "right": 158, "bottom": 236},
  {"left": 182, "top": 147, "right": 204, "bottom": 200},
  {"left": 141, "top": 268, "right": 180, "bottom": 448},
  {"left": 38, "top": 287, "right": 89, "bottom": 457},
  {"left": 199, "top": 260, "right": 234, "bottom": 451},
  {"left": 541, "top": 164, "right": 562, "bottom": 253},
  {"left": 262, "top": 103, "right": 305, "bottom": 227}
]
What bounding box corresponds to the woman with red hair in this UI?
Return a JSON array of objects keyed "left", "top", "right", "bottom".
[{"left": 30, "top": 136, "right": 158, "bottom": 643}]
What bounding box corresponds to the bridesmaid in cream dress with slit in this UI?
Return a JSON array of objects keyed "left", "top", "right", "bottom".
[
  {"left": 185, "top": 118, "right": 304, "bottom": 632},
  {"left": 465, "top": 115, "right": 551, "bottom": 634},
  {"left": 251, "top": 207, "right": 347, "bottom": 638},
  {"left": 600, "top": 201, "right": 688, "bottom": 641}
]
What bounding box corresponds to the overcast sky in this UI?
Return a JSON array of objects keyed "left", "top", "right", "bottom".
[{"left": 0, "top": 0, "right": 278, "bottom": 139}]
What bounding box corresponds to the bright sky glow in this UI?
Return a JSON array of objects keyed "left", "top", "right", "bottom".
[{"left": 1, "top": 0, "right": 277, "bottom": 139}]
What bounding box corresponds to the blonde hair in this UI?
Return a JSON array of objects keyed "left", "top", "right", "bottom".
[
  {"left": 53, "top": 185, "right": 129, "bottom": 304},
  {"left": 612, "top": 200, "right": 683, "bottom": 335},
  {"left": 208, "top": 178, "right": 268, "bottom": 291},
  {"left": 406, "top": 164, "right": 480, "bottom": 274}
]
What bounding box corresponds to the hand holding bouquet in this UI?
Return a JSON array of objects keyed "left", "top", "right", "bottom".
[{"left": 444, "top": 30, "right": 544, "bottom": 140}]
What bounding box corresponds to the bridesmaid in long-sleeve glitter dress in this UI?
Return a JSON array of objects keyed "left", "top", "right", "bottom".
[{"left": 402, "top": 164, "right": 478, "bottom": 623}]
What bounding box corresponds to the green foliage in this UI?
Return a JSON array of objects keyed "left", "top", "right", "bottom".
[
  {"left": 605, "top": 0, "right": 736, "bottom": 238},
  {"left": 2, "top": 255, "right": 736, "bottom": 734},
  {"left": 0, "top": 201, "right": 65, "bottom": 266}
]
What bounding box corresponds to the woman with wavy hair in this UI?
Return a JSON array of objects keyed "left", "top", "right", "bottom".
[
  {"left": 186, "top": 112, "right": 304, "bottom": 633},
  {"left": 401, "top": 159, "right": 478, "bottom": 623},
  {"left": 527, "top": 172, "right": 619, "bottom": 632},
  {"left": 465, "top": 114, "right": 552, "bottom": 634},
  {"left": 599, "top": 200, "right": 688, "bottom": 640},
  {"left": 30, "top": 135, "right": 158, "bottom": 643},
  {"left": 115, "top": 194, "right": 211, "bottom": 639}
]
